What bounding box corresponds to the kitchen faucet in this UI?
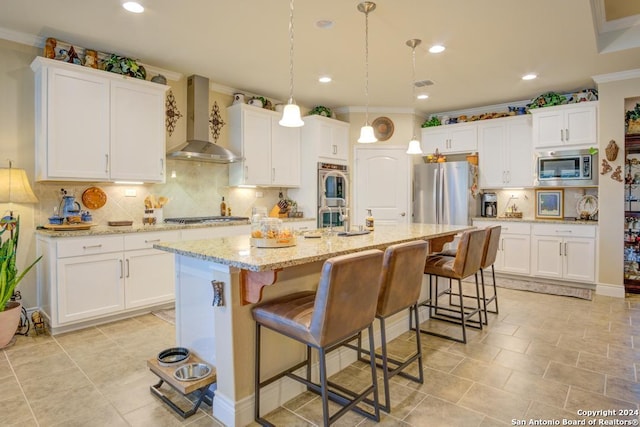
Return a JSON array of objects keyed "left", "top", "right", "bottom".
[{"left": 319, "top": 170, "right": 350, "bottom": 232}]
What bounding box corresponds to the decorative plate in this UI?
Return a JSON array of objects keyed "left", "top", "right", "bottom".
[
  {"left": 372, "top": 116, "right": 394, "bottom": 141},
  {"left": 82, "top": 187, "right": 107, "bottom": 210},
  {"left": 576, "top": 195, "right": 598, "bottom": 218}
]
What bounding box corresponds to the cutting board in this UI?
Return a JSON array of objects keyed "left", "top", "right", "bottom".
[{"left": 42, "top": 223, "right": 94, "bottom": 231}]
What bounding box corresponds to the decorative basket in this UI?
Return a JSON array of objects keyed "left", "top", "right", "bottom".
[
  {"left": 605, "top": 140, "right": 619, "bottom": 161},
  {"left": 628, "top": 119, "right": 640, "bottom": 135}
]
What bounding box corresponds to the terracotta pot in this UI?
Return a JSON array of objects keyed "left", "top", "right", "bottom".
[{"left": 0, "top": 301, "right": 21, "bottom": 348}]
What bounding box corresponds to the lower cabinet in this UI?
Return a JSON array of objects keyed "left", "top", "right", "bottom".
[
  {"left": 473, "top": 220, "right": 530, "bottom": 275},
  {"left": 531, "top": 224, "right": 596, "bottom": 282}
]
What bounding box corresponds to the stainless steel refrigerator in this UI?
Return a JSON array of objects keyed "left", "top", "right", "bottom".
[{"left": 413, "top": 161, "right": 476, "bottom": 225}]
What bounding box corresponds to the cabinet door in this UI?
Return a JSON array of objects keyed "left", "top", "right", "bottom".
[
  {"left": 271, "top": 118, "right": 300, "bottom": 186},
  {"left": 498, "top": 234, "right": 531, "bottom": 275},
  {"left": 478, "top": 122, "right": 506, "bottom": 188},
  {"left": 125, "top": 249, "right": 175, "bottom": 309},
  {"left": 331, "top": 123, "right": 349, "bottom": 161},
  {"left": 421, "top": 127, "right": 449, "bottom": 154},
  {"left": 449, "top": 125, "right": 477, "bottom": 153},
  {"left": 241, "top": 108, "right": 272, "bottom": 185},
  {"left": 110, "top": 80, "right": 166, "bottom": 182},
  {"left": 565, "top": 106, "right": 597, "bottom": 146},
  {"left": 563, "top": 237, "right": 595, "bottom": 282},
  {"left": 46, "top": 66, "right": 110, "bottom": 180},
  {"left": 57, "top": 253, "right": 124, "bottom": 324},
  {"left": 531, "top": 235, "right": 563, "bottom": 279},
  {"left": 317, "top": 120, "right": 348, "bottom": 161},
  {"left": 533, "top": 110, "right": 564, "bottom": 148},
  {"left": 505, "top": 118, "right": 533, "bottom": 187}
]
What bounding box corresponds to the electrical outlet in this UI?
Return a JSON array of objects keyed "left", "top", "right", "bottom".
[
  {"left": 125, "top": 189, "right": 137, "bottom": 197},
  {"left": 255, "top": 191, "right": 263, "bottom": 198}
]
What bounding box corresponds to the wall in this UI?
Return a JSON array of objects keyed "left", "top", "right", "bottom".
[
  {"left": 0, "top": 38, "right": 284, "bottom": 310},
  {"left": 595, "top": 71, "right": 640, "bottom": 296}
]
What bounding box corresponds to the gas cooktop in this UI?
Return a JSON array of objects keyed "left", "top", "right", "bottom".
[{"left": 164, "top": 216, "right": 249, "bottom": 224}]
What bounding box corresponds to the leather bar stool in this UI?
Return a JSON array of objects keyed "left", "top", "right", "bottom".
[
  {"left": 346, "top": 240, "right": 429, "bottom": 413},
  {"left": 417, "top": 228, "right": 486, "bottom": 343},
  {"left": 252, "top": 249, "right": 384, "bottom": 427}
]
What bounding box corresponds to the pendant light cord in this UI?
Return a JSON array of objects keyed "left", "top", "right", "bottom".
[
  {"left": 411, "top": 44, "right": 417, "bottom": 139},
  {"left": 287, "top": 0, "right": 295, "bottom": 104},
  {"left": 364, "top": 6, "right": 370, "bottom": 125}
]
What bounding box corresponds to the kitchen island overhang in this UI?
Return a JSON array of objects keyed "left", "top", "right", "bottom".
[{"left": 154, "top": 223, "right": 472, "bottom": 426}]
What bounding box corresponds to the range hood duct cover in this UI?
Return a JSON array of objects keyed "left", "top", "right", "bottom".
[{"left": 167, "top": 75, "right": 242, "bottom": 163}]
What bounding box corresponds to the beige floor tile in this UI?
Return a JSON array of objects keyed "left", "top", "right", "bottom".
[
  {"left": 292, "top": 394, "right": 367, "bottom": 426},
  {"left": 12, "top": 352, "right": 76, "bottom": 382},
  {"left": 254, "top": 406, "right": 314, "bottom": 426},
  {"left": 605, "top": 376, "right": 640, "bottom": 405},
  {"left": 123, "top": 400, "right": 207, "bottom": 426},
  {"left": 19, "top": 367, "right": 93, "bottom": 402},
  {"left": 584, "top": 327, "right": 634, "bottom": 348},
  {"left": 556, "top": 334, "right": 609, "bottom": 357},
  {"left": 524, "top": 400, "right": 584, "bottom": 423},
  {"left": 485, "top": 322, "right": 519, "bottom": 336},
  {"left": 447, "top": 341, "right": 502, "bottom": 363},
  {"left": 357, "top": 412, "right": 411, "bottom": 426},
  {"left": 480, "top": 332, "right": 531, "bottom": 353},
  {"left": 4, "top": 341, "right": 64, "bottom": 368},
  {"left": 0, "top": 395, "right": 37, "bottom": 426},
  {"left": 404, "top": 366, "right": 473, "bottom": 403},
  {"left": 565, "top": 387, "right": 640, "bottom": 416},
  {"left": 458, "top": 383, "right": 530, "bottom": 424},
  {"left": 609, "top": 343, "right": 640, "bottom": 363},
  {"left": 28, "top": 384, "right": 114, "bottom": 426},
  {"left": 479, "top": 416, "right": 510, "bottom": 426},
  {"left": 544, "top": 361, "right": 605, "bottom": 394},
  {"left": 49, "top": 405, "right": 129, "bottom": 427},
  {"left": 377, "top": 381, "right": 427, "bottom": 419},
  {"left": 450, "top": 357, "right": 513, "bottom": 388},
  {"left": 513, "top": 325, "right": 562, "bottom": 344},
  {"left": 493, "top": 348, "right": 550, "bottom": 377},
  {"left": 577, "top": 351, "right": 636, "bottom": 381},
  {"left": 0, "top": 372, "right": 23, "bottom": 398},
  {"left": 526, "top": 340, "right": 579, "bottom": 366},
  {"left": 420, "top": 347, "right": 464, "bottom": 372},
  {"left": 282, "top": 390, "right": 318, "bottom": 412},
  {"left": 403, "top": 395, "right": 485, "bottom": 427},
  {"left": 503, "top": 370, "right": 569, "bottom": 408}
]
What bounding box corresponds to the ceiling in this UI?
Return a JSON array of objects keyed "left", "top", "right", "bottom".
[{"left": 1, "top": 0, "right": 640, "bottom": 116}]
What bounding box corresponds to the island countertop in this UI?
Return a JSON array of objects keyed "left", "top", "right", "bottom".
[{"left": 154, "top": 223, "right": 471, "bottom": 272}]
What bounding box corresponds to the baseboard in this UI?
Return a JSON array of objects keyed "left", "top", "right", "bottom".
[{"left": 595, "top": 282, "right": 625, "bottom": 298}]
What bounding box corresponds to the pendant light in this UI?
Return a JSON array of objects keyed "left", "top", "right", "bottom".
[
  {"left": 406, "top": 39, "right": 423, "bottom": 155},
  {"left": 279, "top": 0, "right": 304, "bottom": 127},
  {"left": 357, "top": 1, "right": 377, "bottom": 143}
]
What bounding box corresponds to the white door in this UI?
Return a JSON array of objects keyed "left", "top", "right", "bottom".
[{"left": 354, "top": 147, "right": 411, "bottom": 225}]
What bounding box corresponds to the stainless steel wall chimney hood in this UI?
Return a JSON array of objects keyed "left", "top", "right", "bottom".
[{"left": 167, "top": 75, "right": 242, "bottom": 163}]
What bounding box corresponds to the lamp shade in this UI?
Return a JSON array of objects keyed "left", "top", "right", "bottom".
[
  {"left": 406, "top": 138, "right": 423, "bottom": 155},
  {"left": 358, "top": 125, "right": 377, "bottom": 143},
  {"left": 0, "top": 167, "right": 38, "bottom": 204},
  {"left": 279, "top": 103, "right": 304, "bottom": 127}
]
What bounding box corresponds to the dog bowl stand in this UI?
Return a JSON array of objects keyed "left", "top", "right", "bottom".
[{"left": 147, "top": 354, "right": 217, "bottom": 418}]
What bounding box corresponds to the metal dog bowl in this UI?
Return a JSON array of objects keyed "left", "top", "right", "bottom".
[
  {"left": 174, "top": 363, "right": 212, "bottom": 382},
  {"left": 157, "top": 347, "right": 190, "bottom": 367}
]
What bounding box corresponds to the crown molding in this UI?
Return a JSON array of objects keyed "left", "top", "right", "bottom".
[
  {"left": 0, "top": 26, "right": 45, "bottom": 47},
  {"left": 593, "top": 68, "right": 640, "bottom": 83},
  {"left": 335, "top": 106, "right": 415, "bottom": 115}
]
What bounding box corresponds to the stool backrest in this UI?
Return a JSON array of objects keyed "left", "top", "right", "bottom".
[
  {"left": 377, "top": 240, "right": 429, "bottom": 318},
  {"left": 452, "top": 228, "right": 487, "bottom": 278},
  {"left": 481, "top": 225, "right": 502, "bottom": 269},
  {"left": 311, "top": 249, "right": 384, "bottom": 347}
]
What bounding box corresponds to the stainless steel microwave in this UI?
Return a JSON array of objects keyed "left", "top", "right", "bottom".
[{"left": 536, "top": 149, "right": 598, "bottom": 187}]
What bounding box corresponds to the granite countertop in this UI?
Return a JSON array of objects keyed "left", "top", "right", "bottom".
[
  {"left": 35, "top": 217, "right": 314, "bottom": 238},
  {"left": 472, "top": 217, "right": 598, "bottom": 225},
  {"left": 154, "top": 223, "right": 472, "bottom": 272}
]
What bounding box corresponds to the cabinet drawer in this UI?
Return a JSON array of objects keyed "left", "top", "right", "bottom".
[
  {"left": 473, "top": 221, "right": 530, "bottom": 235},
  {"left": 532, "top": 224, "right": 596, "bottom": 238},
  {"left": 57, "top": 236, "right": 124, "bottom": 258},
  {"left": 124, "top": 231, "right": 181, "bottom": 251}
]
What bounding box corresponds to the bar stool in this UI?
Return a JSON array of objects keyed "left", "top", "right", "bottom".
[
  {"left": 252, "top": 249, "right": 384, "bottom": 427},
  {"left": 417, "top": 228, "right": 486, "bottom": 343},
  {"left": 440, "top": 225, "right": 502, "bottom": 325},
  {"left": 346, "top": 240, "right": 429, "bottom": 413}
]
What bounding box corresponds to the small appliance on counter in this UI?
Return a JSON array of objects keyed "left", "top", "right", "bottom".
[{"left": 481, "top": 192, "right": 497, "bottom": 218}]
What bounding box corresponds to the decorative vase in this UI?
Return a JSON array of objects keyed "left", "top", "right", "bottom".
[{"left": 0, "top": 301, "right": 21, "bottom": 348}]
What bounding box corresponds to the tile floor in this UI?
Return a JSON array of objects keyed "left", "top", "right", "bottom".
[{"left": 1, "top": 288, "right": 639, "bottom": 427}]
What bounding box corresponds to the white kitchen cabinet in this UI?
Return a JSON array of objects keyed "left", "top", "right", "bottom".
[
  {"left": 421, "top": 123, "right": 477, "bottom": 154},
  {"left": 478, "top": 116, "right": 533, "bottom": 188},
  {"left": 531, "top": 102, "right": 598, "bottom": 149},
  {"left": 531, "top": 224, "right": 596, "bottom": 282},
  {"left": 31, "top": 57, "right": 168, "bottom": 183},
  {"left": 302, "top": 115, "right": 350, "bottom": 162},
  {"left": 37, "top": 230, "right": 180, "bottom": 333},
  {"left": 228, "top": 103, "right": 300, "bottom": 187},
  {"left": 473, "top": 220, "right": 531, "bottom": 275}
]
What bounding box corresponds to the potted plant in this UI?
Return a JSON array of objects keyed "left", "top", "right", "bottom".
[{"left": 0, "top": 217, "right": 42, "bottom": 348}]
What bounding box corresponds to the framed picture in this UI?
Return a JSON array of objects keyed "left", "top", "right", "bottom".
[{"left": 536, "top": 189, "right": 564, "bottom": 219}]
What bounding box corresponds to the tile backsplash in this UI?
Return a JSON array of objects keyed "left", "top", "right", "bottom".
[
  {"left": 34, "top": 159, "right": 287, "bottom": 225},
  {"left": 488, "top": 187, "right": 598, "bottom": 220}
]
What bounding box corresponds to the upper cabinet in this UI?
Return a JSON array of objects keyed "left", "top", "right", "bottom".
[
  {"left": 228, "top": 103, "right": 300, "bottom": 187},
  {"left": 302, "top": 115, "right": 349, "bottom": 163},
  {"left": 421, "top": 122, "right": 477, "bottom": 154},
  {"left": 530, "top": 102, "right": 598, "bottom": 149},
  {"left": 31, "top": 57, "right": 168, "bottom": 182},
  {"left": 478, "top": 115, "right": 533, "bottom": 188}
]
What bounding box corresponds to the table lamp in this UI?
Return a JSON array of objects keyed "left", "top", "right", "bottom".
[{"left": 0, "top": 162, "right": 39, "bottom": 235}]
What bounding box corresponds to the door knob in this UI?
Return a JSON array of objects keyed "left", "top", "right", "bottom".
[{"left": 400, "top": 212, "right": 406, "bottom": 216}]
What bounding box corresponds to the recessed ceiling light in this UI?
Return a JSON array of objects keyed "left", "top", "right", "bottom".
[
  {"left": 417, "top": 94, "right": 429, "bottom": 100},
  {"left": 315, "top": 20, "right": 334, "bottom": 29},
  {"left": 318, "top": 76, "right": 332, "bottom": 83},
  {"left": 122, "top": 2, "right": 144, "bottom": 13},
  {"left": 428, "top": 44, "right": 445, "bottom": 53},
  {"left": 522, "top": 73, "right": 537, "bottom": 81}
]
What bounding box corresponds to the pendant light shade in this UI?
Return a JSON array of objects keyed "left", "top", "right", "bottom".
[
  {"left": 357, "top": 2, "right": 377, "bottom": 143},
  {"left": 405, "top": 38, "right": 423, "bottom": 155},
  {"left": 279, "top": 0, "right": 303, "bottom": 128},
  {"left": 358, "top": 125, "right": 377, "bottom": 143}
]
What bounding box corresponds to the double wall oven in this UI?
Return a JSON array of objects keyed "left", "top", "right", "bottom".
[{"left": 317, "top": 162, "right": 348, "bottom": 228}]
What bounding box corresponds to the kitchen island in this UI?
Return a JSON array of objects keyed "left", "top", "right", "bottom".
[{"left": 154, "top": 223, "right": 471, "bottom": 426}]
